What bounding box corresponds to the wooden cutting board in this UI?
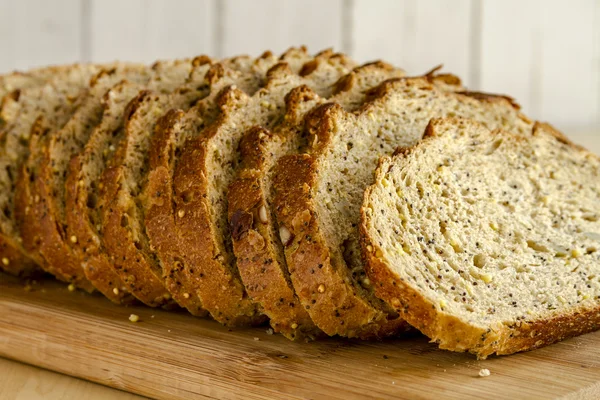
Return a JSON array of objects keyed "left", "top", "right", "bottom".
[{"left": 1, "top": 274, "right": 599, "bottom": 400}]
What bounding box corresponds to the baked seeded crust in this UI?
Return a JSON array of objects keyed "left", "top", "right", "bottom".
[
  {"left": 144, "top": 51, "right": 353, "bottom": 326},
  {"left": 227, "top": 61, "right": 405, "bottom": 339},
  {"left": 360, "top": 118, "right": 600, "bottom": 358},
  {"left": 104, "top": 52, "right": 285, "bottom": 311},
  {"left": 2, "top": 64, "right": 105, "bottom": 279},
  {"left": 33, "top": 65, "right": 160, "bottom": 300},
  {"left": 65, "top": 57, "right": 214, "bottom": 307},
  {"left": 272, "top": 76, "right": 532, "bottom": 338},
  {"left": 143, "top": 48, "right": 314, "bottom": 320},
  {"left": 0, "top": 63, "right": 105, "bottom": 100}
]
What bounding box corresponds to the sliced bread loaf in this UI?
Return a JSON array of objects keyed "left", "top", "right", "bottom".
[
  {"left": 16, "top": 65, "right": 154, "bottom": 292},
  {"left": 31, "top": 63, "right": 162, "bottom": 300},
  {"left": 1, "top": 64, "right": 105, "bottom": 277},
  {"left": 34, "top": 61, "right": 190, "bottom": 301},
  {"left": 99, "top": 53, "right": 282, "bottom": 311},
  {"left": 361, "top": 117, "right": 600, "bottom": 358},
  {"left": 144, "top": 52, "right": 354, "bottom": 326},
  {"left": 227, "top": 61, "right": 405, "bottom": 339},
  {"left": 65, "top": 57, "right": 215, "bottom": 307},
  {"left": 272, "top": 76, "right": 533, "bottom": 338},
  {"left": 142, "top": 50, "right": 314, "bottom": 318}
]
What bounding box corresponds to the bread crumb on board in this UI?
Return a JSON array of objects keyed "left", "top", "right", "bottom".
[
  {"left": 129, "top": 314, "right": 140, "bottom": 323},
  {"left": 478, "top": 368, "right": 491, "bottom": 377},
  {"left": 67, "top": 283, "right": 76, "bottom": 292},
  {"left": 254, "top": 337, "right": 260, "bottom": 341}
]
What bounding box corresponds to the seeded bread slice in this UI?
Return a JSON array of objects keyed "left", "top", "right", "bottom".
[
  {"left": 361, "top": 117, "right": 600, "bottom": 358},
  {"left": 0, "top": 63, "right": 101, "bottom": 101},
  {"left": 227, "top": 61, "right": 405, "bottom": 339},
  {"left": 64, "top": 57, "right": 212, "bottom": 307},
  {"left": 15, "top": 64, "right": 156, "bottom": 292},
  {"left": 34, "top": 61, "right": 190, "bottom": 302},
  {"left": 97, "top": 53, "right": 281, "bottom": 311},
  {"left": 1, "top": 64, "right": 105, "bottom": 277},
  {"left": 272, "top": 76, "right": 533, "bottom": 338},
  {"left": 144, "top": 52, "right": 354, "bottom": 326},
  {"left": 142, "top": 50, "right": 315, "bottom": 319}
]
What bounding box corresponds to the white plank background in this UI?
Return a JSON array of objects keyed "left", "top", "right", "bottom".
[{"left": 0, "top": 0, "right": 598, "bottom": 136}]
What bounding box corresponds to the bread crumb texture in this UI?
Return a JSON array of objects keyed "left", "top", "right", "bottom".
[{"left": 362, "top": 118, "right": 600, "bottom": 357}]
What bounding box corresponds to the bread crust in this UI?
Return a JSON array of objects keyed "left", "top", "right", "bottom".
[
  {"left": 99, "top": 92, "right": 180, "bottom": 309},
  {"left": 144, "top": 53, "right": 317, "bottom": 326},
  {"left": 63, "top": 90, "right": 145, "bottom": 305},
  {"left": 16, "top": 117, "right": 95, "bottom": 291},
  {"left": 272, "top": 73, "right": 532, "bottom": 338},
  {"left": 360, "top": 118, "right": 600, "bottom": 358},
  {"left": 229, "top": 126, "right": 323, "bottom": 339},
  {"left": 274, "top": 153, "right": 409, "bottom": 338},
  {"left": 0, "top": 234, "right": 39, "bottom": 277},
  {"left": 228, "top": 61, "right": 406, "bottom": 339},
  {"left": 144, "top": 110, "right": 205, "bottom": 312},
  {"left": 2, "top": 64, "right": 106, "bottom": 277}
]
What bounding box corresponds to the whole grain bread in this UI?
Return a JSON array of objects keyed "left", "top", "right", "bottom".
[
  {"left": 15, "top": 65, "right": 156, "bottom": 292},
  {"left": 272, "top": 76, "right": 533, "bottom": 338},
  {"left": 227, "top": 61, "right": 405, "bottom": 339},
  {"left": 361, "top": 117, "right": 600, "bottom": 358},
  {"left": 144, "top": 51, "right": 354, "bottom": 326},
  {"left": 37, "top": 67, "right": 154, "bottom": 298},
  {"left": 99, "top": 52, "right": 285, "bottom": 311},
  {"left": 1, "top": 64, "right": 105, "bottom": 278},
  {"left": 34, "top": 60, "right": 191, "bottom": 302},
  {"left": 65, "top": 57, "right": 213, "bottom": 307},
  {"left": 142, "top": 49, "right": 312, "bottom": 317}
]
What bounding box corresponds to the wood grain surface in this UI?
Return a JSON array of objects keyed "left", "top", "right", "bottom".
[
  {"left": 0, "top": 357, "right": 145, "bottom": 400},
  {"left": 1, "top": 274, "right": 600, "bottom": 400}
]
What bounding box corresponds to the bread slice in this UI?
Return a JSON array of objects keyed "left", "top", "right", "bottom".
[
  {"left": 0, "top": 63, "right": 100, "bottom": 101},
  {"left": 272, "top": 76, "right": 533, "bottom": 338},
  {"left": 33, "top": 61, "right": 190, "bottom": 302},
  {"left": 64, "top": 57, "right": 213, "bottom": 307},
  {"left": 361, "top": 117, "right": 600, "bottom": 358},
  {"left": 227, "top": 61, "right": 405, "bottom": 339},
  {"left": 0, "top": 64, "right": 105, "bottom": 278},
  {"left": 142, "top": 50, "right": 314, "bottom": 317},
  {"left": 144, "top": 51, "right": 354, "bottom": 326},
  {"left": 15, "top": 64, "right": 156, "bottom": 292},
  {"left": 97, "top": 53, "right": 283, "bottom": 311}
]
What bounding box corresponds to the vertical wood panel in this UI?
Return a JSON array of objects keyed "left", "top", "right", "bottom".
[
  {"left": 0, "top": 0, "right": 83, "bottom": 73},
  {"left": 480, "top": 0, "right": 598, "bottom": 130},
  {"left": 538, "top": 0, "right": 597, "bottom": 130},
  {"left": 220, "top": 0, "right": 344, "bottom": 58},
  {"left": 351, "top": 0, "right": 474, "bottom": 85},
  {"left": 89, "top": 0, "right": 215, "bottom": 64},
  {"left": 479, "top": 0, "right": 542, "bottom": 118}
]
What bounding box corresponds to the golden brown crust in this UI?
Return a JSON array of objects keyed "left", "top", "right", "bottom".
[
  {"left": 33, "top": 149, "right": 95, "bottom": 292},
  {"left": 16, "top": 117, "right": 93, "bottom": 288},
  {"left": 133, "top": 107, "right": 208, "bottom": 315},
  {"left": 65, "top": 153, "right": 137, "bottom": 304},
  {"left": 273, "top": 154, "right": 408, "bottom": 339},
  {"left": 167, "top": 123, "right": 265, "bottom": 326},
  {"left": 228, "top": 127, "right": 322, "bottom": 339},
  {"left": 98, "top": 92, "right": 177, "bottom": 309},
  {"left": 230, "top": 61, "right": 409, "bottom": 339},
  {"left": 0, "top": 233, "right": 39, "bottom": 277},
  {"left": 145, "top": 55, "right": 317, "bottom": 326}
]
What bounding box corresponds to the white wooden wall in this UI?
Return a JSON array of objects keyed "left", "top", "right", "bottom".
[{"left": 0, "top": 0, "right": 599, "bottom": 134}]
